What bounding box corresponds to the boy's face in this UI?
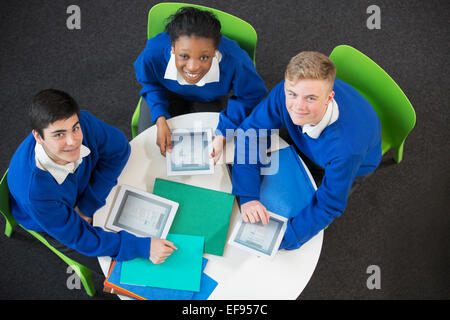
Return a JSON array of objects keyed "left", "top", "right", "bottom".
[
  {"left": 172, "top": 35, "right": 216, "bottom": 84},
  {"left": 284, "top": 78, "right": 335, "bottom": 126},
  {"left": 32, "top": 113, "right": 83, "bottom": 165}
]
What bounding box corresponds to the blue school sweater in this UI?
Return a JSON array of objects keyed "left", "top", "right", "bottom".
[
  {"left": 232, "top": 79, "right": 382, "bottom": 250},
  {"left": 8, "top": 111, "right": 151, "bottom": 261},
  {"left": 134, "top": 32, "right": 268, "bottom": 135}
]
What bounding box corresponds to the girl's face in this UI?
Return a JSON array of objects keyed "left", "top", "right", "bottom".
[{"left": 172, "top": 35, "right": 216, "bottom": 84}]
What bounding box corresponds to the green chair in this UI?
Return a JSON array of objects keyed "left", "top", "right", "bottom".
[
  {"left": 131, "top": 2, "right": 259, "bottom": 138},
  {"left": 0, "top": 170, "right": 96, "bottom": 297},
  {"left": 329, "top": 45, "right": 416, "bottom": 163}
]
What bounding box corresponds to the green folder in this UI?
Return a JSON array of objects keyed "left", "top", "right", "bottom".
[{"left": 153, "top": 178, "right": 235, "bottom": 256}]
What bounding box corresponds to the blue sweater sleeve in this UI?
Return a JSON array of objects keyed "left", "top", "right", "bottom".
[
  {"left": 231, "top": 83, "right": 283, "bottom": 203},
  {"left": 216, "top": 51, "right": 268, "bottom": 136},
  {"left": 280, "top": 154, "right": 363, "bottom": 250},
  {"left": 28, "top": 193, "right": 150, "bottom": 261},
  {"left": 76, "top": 112, "right": 131, "bottom": 217},
  {"left": 134, "top": 42, "right": 171, "bottom": 123}
]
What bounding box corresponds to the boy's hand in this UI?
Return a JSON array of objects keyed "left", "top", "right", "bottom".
[
  {"left": 240, "top": 200, "right": 270, "bottom": 226},
  {"left": 156, "top": 117, "right": 172, "bottom": 157},
  {"left": 149, "top": 239, "right": 178, "bottom": 264},
  {"left": 210, "top": 135, "right": 226, "bottom": 165}
]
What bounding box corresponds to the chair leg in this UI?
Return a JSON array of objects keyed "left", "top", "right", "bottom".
[
  {"left": 131, "top": 98, "right": 141, "bottom": 139},
  {"left": 393, "top": 143, "right": 404, "bottom": 163},
  {"left": 23, "top": 229, "right": 97, "bottom": 297},
  {"left": 71, "top": 264, "right": 96, "bottom": 297},
  {"left": 4, "top": 219, "right": 17, "bottom": 237}
]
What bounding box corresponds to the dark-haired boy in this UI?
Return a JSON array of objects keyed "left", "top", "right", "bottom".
[{"left": 8, "top": 89, "right": 176, "bottom": 274}]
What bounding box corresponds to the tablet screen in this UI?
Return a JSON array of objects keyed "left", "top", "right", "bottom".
[
  {"left": 112, "top": 190, "right": 172, "bottom": 238},
  {"left": 234, "top": 217, "right": 284, "bottom": 256},
  {"left": 170, "top": 131, "right": 211, "bottom": 172}
]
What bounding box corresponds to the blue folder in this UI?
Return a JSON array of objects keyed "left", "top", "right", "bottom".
[
  {"left": 259, "top": 145, "right": 316, "bottom": 219},
  {"left": 105, "top": 257, "right": 216, "bottom": 300},
  {"left": 192, "top": 272, "right": 218, "bottom": 300}
]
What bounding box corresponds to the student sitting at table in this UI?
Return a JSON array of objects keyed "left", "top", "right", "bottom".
[
  {"left": 231, "top": 51, "right": 382, "bottom": 250},
  {"left": 8, "top": 89, "right": 176, "bottom": 276},
  {"left": 134, "top": 6, "right": 268, "bottom": 162}
]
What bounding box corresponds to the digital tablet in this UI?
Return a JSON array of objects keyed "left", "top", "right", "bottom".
[
  {"left": 228, "top": 212, "right": 287, "bottom": 259},
  {"left": 166, "top": 128, "right": 214, "bottom": 176},
  {"left": 105, "top": 185, "right": 178, "bottom": 239}
]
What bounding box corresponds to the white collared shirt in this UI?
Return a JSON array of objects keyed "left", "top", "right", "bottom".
[
  {"left": 34, "top": 143, "right": 91, "bottom": 185},
  {"left": 163, "top": 50, "right": 222, "bottom": 87},
  {"left": 302, "top": 99, "right": 340, "bottom": 139}
]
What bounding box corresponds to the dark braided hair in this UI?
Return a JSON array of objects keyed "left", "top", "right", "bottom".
[{"left": 164, "top": 7, "right": 222, "bottom": 48}]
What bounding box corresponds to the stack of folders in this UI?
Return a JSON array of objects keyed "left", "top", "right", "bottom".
[
  {"left": 104, "top": 234, "right": 218, "bottom": 300},
  {"left": 104, "top": 179, "right": 235, "bottom": 300}
]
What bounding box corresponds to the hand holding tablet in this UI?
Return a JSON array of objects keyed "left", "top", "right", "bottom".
[
  {"left": 156, "top": 117, "right": 172, "bottom": 157},
  {"left": 228, "top": 211, "right": 287, "bottom": 259},
  {"left": 241, "top": 200, "right": 270, "bottom": 225},
  {"left": 105, "top": 185, "right": 179, "bottom": 239},
  {"left": 210, "top": 135, "right": 226, "bottom": 165},
  {"left": 166, "top": 128, "right": 214, "bottom": 176}
]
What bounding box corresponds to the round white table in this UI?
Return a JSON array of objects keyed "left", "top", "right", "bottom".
[{"left": 93, "top": 112, "right": 323, "bottom": 300}]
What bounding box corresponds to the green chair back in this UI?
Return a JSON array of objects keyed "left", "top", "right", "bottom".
[
  {"left": 0, "top": 170, "right": 17, "bottom": 237},
  {"left": 131, "top": 2, "right": 258, "bottom": 138},
  {"left": 329, "top": 45, "right": 416, "bottom": 163},
  {"left": 0, "top": 170, "right": 96, "bottom": 297}
]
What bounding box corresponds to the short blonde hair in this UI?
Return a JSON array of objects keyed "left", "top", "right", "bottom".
[{"left": 285, "top": 51, "right": 336, "bottom": 89}]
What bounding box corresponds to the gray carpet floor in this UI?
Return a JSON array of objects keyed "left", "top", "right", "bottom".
[{"left": 0, "top": 0, "right": 448, "bottom": 300}]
